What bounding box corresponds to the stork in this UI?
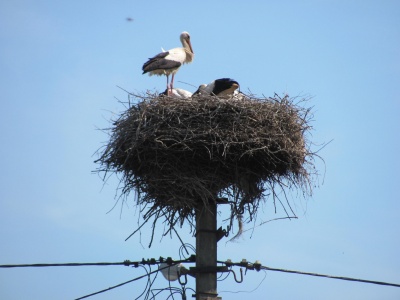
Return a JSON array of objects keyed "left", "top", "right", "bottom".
[
  {"left": 142, "top": 32, "right": 194, "bottom": 95},
  {"left": 193, "top": 78, "right": 241, "bottom": 97},
  {"left": 160, "top": 88, "right": 193, "bottom": 99}
]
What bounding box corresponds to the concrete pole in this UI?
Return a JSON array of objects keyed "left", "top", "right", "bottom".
[{"left": 195, "top": 202, "right": 220, "bottom": 300}]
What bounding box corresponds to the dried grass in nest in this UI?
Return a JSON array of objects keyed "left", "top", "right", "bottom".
[{"left": 95, "top": 92, "right": 317, "bottom": 244}]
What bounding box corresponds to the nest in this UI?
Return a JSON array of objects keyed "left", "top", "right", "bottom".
[{"left": 96, "top": 92, "right": 316, "bottom": 243}]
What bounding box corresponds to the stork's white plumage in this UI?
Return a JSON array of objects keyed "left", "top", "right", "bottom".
[
  {"left": 160, "top": 88, "right": 193, "bottom": 99},
  {"left": 142, "top": 32, "right": 194, "bottom": 95}
]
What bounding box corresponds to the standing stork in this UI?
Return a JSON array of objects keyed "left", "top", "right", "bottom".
[{"left": 142, "top": 32, "right": 194, "bottom": 95}]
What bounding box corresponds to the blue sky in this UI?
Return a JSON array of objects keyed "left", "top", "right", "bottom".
[{"left": 1, "top": 0, "right": 399, "bottom": 299}]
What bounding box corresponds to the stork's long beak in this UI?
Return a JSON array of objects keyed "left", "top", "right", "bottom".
[{"left": 187, "top": 39, "right": 194, "bottom": 54}]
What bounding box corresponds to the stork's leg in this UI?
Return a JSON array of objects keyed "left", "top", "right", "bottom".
[
  {"left": 166, "top": 75, "right": 171, "bottom": 96},
  {"left": 170, "top": 73, "right": 175, "bottom": 91}
]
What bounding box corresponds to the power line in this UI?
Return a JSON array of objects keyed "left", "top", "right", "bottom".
[
  {"left": 75, "top": 259, "right": 400, "bottom": 299},
  {"left": 74, "top": 258, "right": 193, "bottom": 299},
  {"left": 75, "top": 265, "right": 163, "bottom": 300},
  {"left": 219, "top": 260, "right": 400, "bottom": 288},
  {"left": 2, "top": 258, "right": 400, "bottom": 288},
  {"left": 0, "top": 257, "right": 195, "bottom": 269},
  {"left": 75, "top": 261, "right": 194, "bottom": 300},
  {"left": 0, "top": 262, "right": 131, "bottom": 268},
  {"left": 219, "top": 270, "right": 268, "bottom": 294},
  {"left": 2, "top": 257, "right": 400, "bottom": 300},
  {"left": 260, "top": 265, "right": 400, "bottom": 288}
]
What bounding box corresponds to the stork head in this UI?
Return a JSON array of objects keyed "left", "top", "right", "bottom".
[
  {"left": 192, "top": 84, "right": 207, "bottom": 96},
  {"left": 180, "top": 31, "right": 194, "bottom": 54}
]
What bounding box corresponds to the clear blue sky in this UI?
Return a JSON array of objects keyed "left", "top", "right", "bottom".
[{"left": 1, "top": 0, "right": 399, "bottom": 299}]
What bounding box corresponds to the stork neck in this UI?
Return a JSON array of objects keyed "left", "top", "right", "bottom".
[
  {"left": 185, "top": 49, "right": 194, "bottom": 63},
  {"left": 182, "top": 40, "right": 193, "bottom": 53},
  {"left": 182, "top": 40, "right": 194, "bottom": 62}
]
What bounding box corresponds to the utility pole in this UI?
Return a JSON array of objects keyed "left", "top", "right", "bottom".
[{"left": 195, "top": 202, "right": 221, "bottom": 300}]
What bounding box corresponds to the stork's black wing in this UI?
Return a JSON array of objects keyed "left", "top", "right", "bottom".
[
  {"left": 142, "top": 52, "right": 181, "bottom": 74},
  {"left": 212, "top": 78, "right": 239, "bottom": 95}
]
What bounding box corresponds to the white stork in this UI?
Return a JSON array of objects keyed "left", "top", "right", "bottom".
[
  {"left": 160, "top": 88, "right": 193, "bottom": 99},
  {"left": 142, "top": 32, "right": 194, "bottom": 95},
  {"left": 193, "top": 78, "right": 241, "bottom": 97}
]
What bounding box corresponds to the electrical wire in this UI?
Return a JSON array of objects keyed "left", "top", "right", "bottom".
[
  {"left": 217, "top": 260, "right": 400, "bottom": 288},
  {"left": 1, "top": 257, "right": 196, "bottom": 299},
  {"left": 75, "top": 268, "right": 158, "bottom": 299},
  {"left": 145, "top": 265, "right": 161, "bottom": 300},
  {"left": 0, "top": 257, "right": 194, "bottom": 269},
  {"left": 0, "top": 262, "right": 131, "bottom": 268},
  {"left": 260, "top": 265, "right": 400, "bottom": 288},
  {"left": 74, "top": 257, "right": 196, "bottom": 299},
  {"left": 3, "top": 256, "right": 400, "bottom": 300},
  {"left": 217, "top": 262, "right": 231, "bottom": 281},
  {"left": 219, "top": 270, "right": 267, "bottom": 294},
  {"left": 75, "top": 263, "right": 182, "bottom": 300},
  {"left": 179, "top": 243, "right": 196, "bottom": 260},
  {"left": 133, "top": 265, "right": 150, "bottom": 300}
]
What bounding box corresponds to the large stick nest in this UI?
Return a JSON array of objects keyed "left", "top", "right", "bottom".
[{"left": 96, "top": 92, "right": 317, "bottom": 241}]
